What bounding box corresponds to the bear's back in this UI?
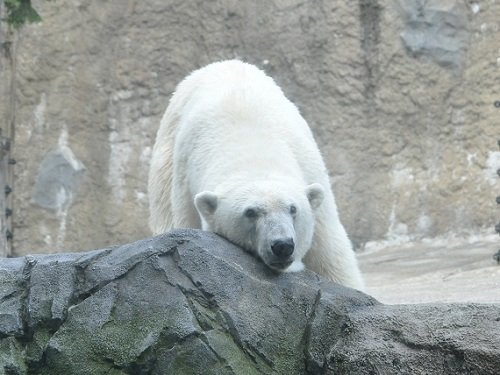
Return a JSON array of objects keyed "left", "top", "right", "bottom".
[
  {"left": 175, "top": 60, "right": 302, "bottom": 131},
  {"left": 172, "top": 60, "right": 327, "bottom": 193}
]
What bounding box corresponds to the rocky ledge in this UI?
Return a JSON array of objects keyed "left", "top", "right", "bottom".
[{"left": 0, "top": 229, "right": 499, "bottom": 374}]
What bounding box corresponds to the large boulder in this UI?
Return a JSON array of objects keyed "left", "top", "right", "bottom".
[{"left": 1, "top": 229, "right": 499, "bottom": 374}]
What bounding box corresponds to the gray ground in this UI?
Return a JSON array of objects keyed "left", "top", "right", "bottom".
[{"left": 358, "top": 237, "right": 500, "bottom": 305}]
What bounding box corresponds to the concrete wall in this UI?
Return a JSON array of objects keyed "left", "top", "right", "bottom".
[{"left": 0, "top": 0, "right": 499, "bottom": 255}]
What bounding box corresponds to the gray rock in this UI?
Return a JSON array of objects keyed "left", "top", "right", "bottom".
[
  {"left": 399, "top": 0, "right": 469, "bottom": 69},
  {"left": 0, "top": 256, "right": 25, "bottom": 337},
  {"left": 31, "top": 147, "right": 85, "bottom": 212},
  {"left": 0, "top": 230, "right": 498, "bottom": 374}
]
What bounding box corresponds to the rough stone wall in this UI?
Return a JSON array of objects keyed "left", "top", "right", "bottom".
[{"left": 0, "top": 0, "right": 498, "bottom": 255}]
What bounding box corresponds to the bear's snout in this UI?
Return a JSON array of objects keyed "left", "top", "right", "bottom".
[{"left": 271, "top": 238, "right": 295, "bottom": 259}]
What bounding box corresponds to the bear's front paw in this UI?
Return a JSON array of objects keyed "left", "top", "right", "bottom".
[{"left": 285, "top": 260, "right": 305, "bottom": 273}]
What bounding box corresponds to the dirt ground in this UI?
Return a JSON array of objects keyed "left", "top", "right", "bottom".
[{"left": 357, "top": 236, "right": 500, "bottom": 305}]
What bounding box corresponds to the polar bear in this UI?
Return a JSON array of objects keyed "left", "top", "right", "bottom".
[{"left": 148, "top": 60, "right": 364, "bottom": 290}]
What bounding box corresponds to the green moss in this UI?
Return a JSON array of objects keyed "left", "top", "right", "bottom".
[
  {"left": 4, "top": 0, "right": 42, "bottom": 28},
  {"left": 25, "top": 329, "right": 51, "bottom": 366},
  {"left": 0, "top": 337, "right": 28, "bottom": 375},
  {"left": 204, "top": 329, "right": 262, "bottom": 375},
  {"left": 188, "top": 297, "right": 219, "bottom": 331}
]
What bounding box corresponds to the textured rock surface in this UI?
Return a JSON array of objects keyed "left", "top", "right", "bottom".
[
  {"left": 0, "top": 1, "right": 499, "bottom": 254},
  {"left": 31, "top": 144, "right": 85, "bottom": 212},
  {"left": 0, "top": 229, "right": 499, "bottom": 374}
]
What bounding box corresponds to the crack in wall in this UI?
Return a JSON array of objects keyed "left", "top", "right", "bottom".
[
  {"left": 359, "top": 0, "right": 381, "bottom": 103},
  {"left": 302, "top": 288, "right": 323, "bottom": 373},
  {"left": 19, "top": 256, "right": 37, "bottom": 341}
]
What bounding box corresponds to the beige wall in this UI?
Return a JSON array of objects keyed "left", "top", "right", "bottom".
[{"left": 0, "top": 0, "right": 498, "bottom": 255}]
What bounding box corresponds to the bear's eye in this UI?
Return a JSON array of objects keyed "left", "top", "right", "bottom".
[
  {"left": 290, "top": 205, "right": 297, "bottom": 215},
  {"left": 244, "top": 208, "right": 258, "bottom": 219}
]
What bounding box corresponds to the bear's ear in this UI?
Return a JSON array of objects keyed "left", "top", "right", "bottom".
[
  {"left": 194, "top": 191, "right": 218, "bottom": 218},
  {"left": 305, "top": 183, "right": 324, "bottom": 210}
]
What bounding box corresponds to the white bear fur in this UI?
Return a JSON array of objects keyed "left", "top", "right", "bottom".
[{"left": 148, "top": 60, "right": 364, "bottom": 290}]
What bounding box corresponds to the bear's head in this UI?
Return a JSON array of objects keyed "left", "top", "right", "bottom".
[{"left": 194, "top": 181, "right": 324, "bottom": 272}]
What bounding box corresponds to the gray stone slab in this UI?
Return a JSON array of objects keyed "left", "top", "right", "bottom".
[{"left": 0, "top": 230, "right": 498, "bottom": 374}]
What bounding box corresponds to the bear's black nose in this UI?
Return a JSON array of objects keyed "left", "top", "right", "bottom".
[{"left": 271, "top": 238, "right": 295, "bottom": 259}]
